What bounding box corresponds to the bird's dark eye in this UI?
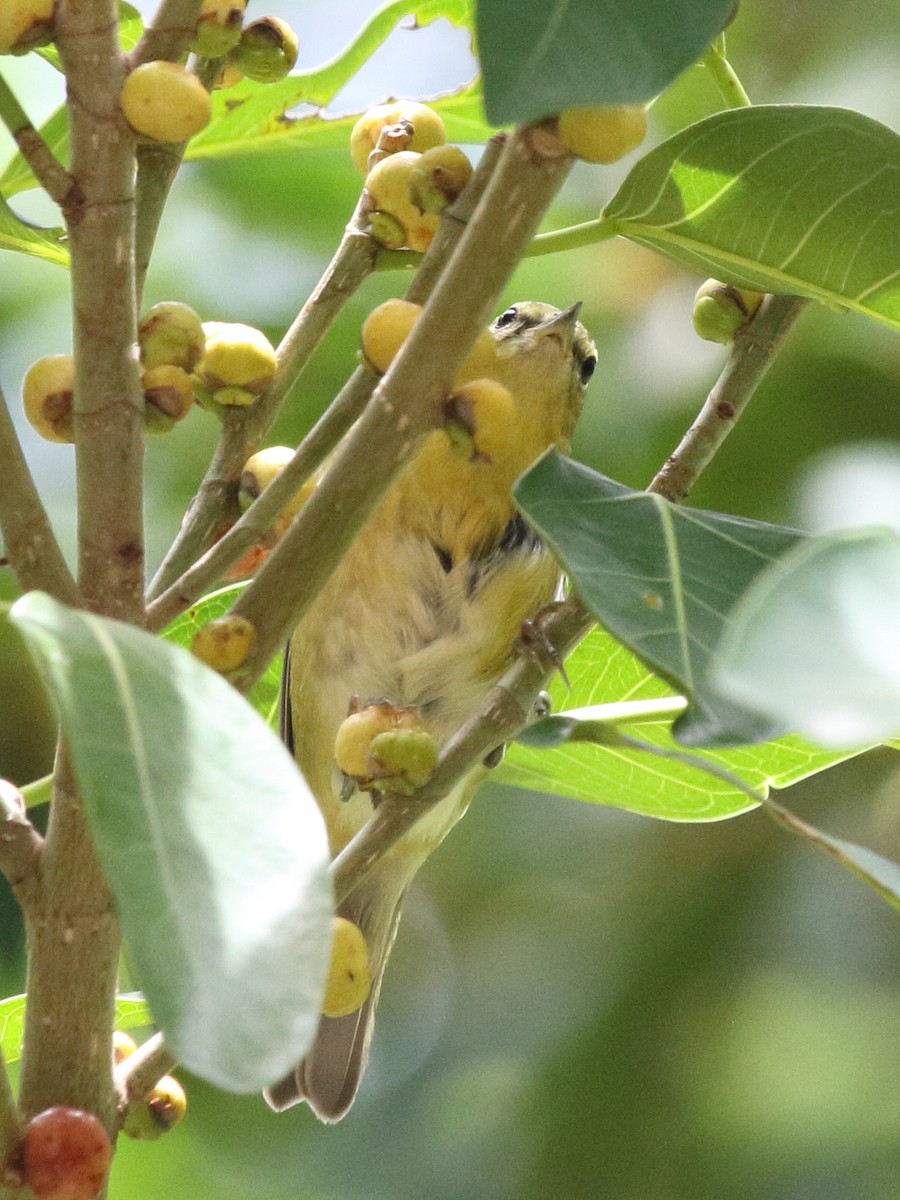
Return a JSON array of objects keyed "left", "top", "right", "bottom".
[
  {"left": 495, "top": 306, "right": 518, "bottom": 328},
  {"left": 580, "top": 353, "right": 597, "bottom": 385}
]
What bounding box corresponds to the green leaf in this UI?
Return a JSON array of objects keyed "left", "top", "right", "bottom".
[
  {"left": 765, "top": 797, "right": 900, "bottom": 914},
  {"left": 1, "top": 992, "right": 152, "bottom": 1066},
  {"left": 187, "top": 79, "right": 487, "bottom": 162},
  {"left": 162, "top": 584, "right": 282, "bottom": 729},
  {"left": 0, "top": 107, "right": 68, "bottom": 198},
  {"left": 513, "top": 453, "right": 803, "bottom": 746},
  {"left": 477, "top": 0, "right": 735, "bottom": 125},
  {"left": 495, "top": 625, "right": 859, "bottom": 820},
  {"left": 711, "top": 528, "right": 900, "bottom": 748},
  {"left": 187, "top": 0, "right": 480, "bottom": 161},
  {"left": 0, "top": 193, "right": 68, "bottom": 266},
  {"left": 604, "top": 105, "right": 900, "bottom": 331},
  {"left": 10, "top": 592, "right": 332, "bottom": 1094}
]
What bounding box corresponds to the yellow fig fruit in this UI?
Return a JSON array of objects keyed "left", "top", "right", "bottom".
[
  {"left": 365, "top": 151, "right": 439, "bottom": 251},
  {"left": 557, "top": 104, "right": 648, "bottom": 164},
  {"left": 190, "top": 615, "right": 256, "bottom": 673},
  {"left": 322, "top": 917, "right": 371, "bottom": 1018},
  {"left": 139, "top": 301, "right": 205, "bottom": 372},
  {"left": 0, "top": 0, "right": 54, "bottom": 54},
  {"left": 407, "top": 145, "right": 473, "bottom": 214},
  {"left": 197, "top": 321, "right": 277, "bottom": 394},
  {"left": 121, "top": 61, "right": 212, "bottom": 143},
  {"left": 22, "top": 354, "right": 76, "bottom": 443},
  {"left": 359, "top": 299, "right": 422, "bottom": 374},
  {"left": 350, "top": 100, "right": 446, "bottom": 175}
]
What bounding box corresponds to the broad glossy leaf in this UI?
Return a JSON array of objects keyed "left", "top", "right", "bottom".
[
  {"left": 604, "top": 105, "right": 900, "bottom": 331},
  {"left": 477, "top": 0, "right": 735, "bottom": 124},
  {"left": 1, "top": 992, "right": 152, "bottom": 1066},
  {"left": 11, "top": 593, "right": 331, "bottom": 1093},
  {"left": 711, "top": 529, "right": 900, "bottom": 748},
  {"left": 0, "top": 194, "right": 67, "bottom": 266},
  {"left": 163, "top": 584, "right": 282, "bottom": 729},
  {"left": 514, "top": 452, "right": 803, "bottom": 746},
  {"left": 495, "top": 625, "right": 860, "bottom": 820},
  {"left": 188, "top": 79, "right": 487, "bottom": 161}
]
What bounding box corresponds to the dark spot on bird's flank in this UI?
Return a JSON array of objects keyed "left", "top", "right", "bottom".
[
  {"left": 497, "top": 514, "right": 539, "bottom": 554},
  {"left": 117, "top": 540, "right": 143, "bottom": 564},
  {"left": 716, "top": 400, "right": 736, "bottom": 420},
  {"left": 433, "top": 544, "right": 453, "bottom": 573}
]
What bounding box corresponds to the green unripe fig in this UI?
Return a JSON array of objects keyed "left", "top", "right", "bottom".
[
  {"left": 369, "top": 727, "right": 439, "bottom": 791},
  {"left": 139, "top": 301, "right": 205, "bottom": 372},
  {"left": 142, "top": 365, "right": 194, "bottom": 432},
  {"left": 122, "top": 1076, "right": 187, "bottom": 1140},
  {"left": 233, "top": 16, "right": 299, "bottom": 83},
  {"left": 692, "top": 278, "right": 764, "bottom": 344},
  {"left": 189, "top": 0, "right": 246, "bottom": 58}
]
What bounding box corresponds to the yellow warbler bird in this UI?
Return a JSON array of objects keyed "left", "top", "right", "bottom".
[{"left": 265, "top": 301, "right": 596, "bottom": 1121}]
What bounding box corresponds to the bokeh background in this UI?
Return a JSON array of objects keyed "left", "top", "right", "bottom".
[{"left": 3, "top": 2, "right": 900, "bottom": 1197}]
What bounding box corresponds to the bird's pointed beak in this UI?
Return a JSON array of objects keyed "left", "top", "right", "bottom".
[{"left": 536, "top": 302, "right": 582, "bottom": 350}]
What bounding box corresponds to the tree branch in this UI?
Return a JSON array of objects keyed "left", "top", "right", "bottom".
[
  {"left": 17, "top": 745, "right": 120, "bottom": 1126},
  {"left": 648, "top": 293, "right": 808, "bottom": 502},
  {"left": 144, "top": 134, "right": 507, "bottom": 630},
  {"left": 0, "top": 383, "right": 80, "bottom": 605},
  {"left": 0, "top": 781, "right": 43, "bottom": 915},
  {"left": 113, "top": 1032, "right": 177, "bottom": 1113},
  {"left": 127, "top": 0, "right": 202, "bottom": 68},
  {"left": 59, "top": 3, "right": 145, "bottom": 621},
  {"left": 146, "top": 191, "right": 380, "bottom": 602},
  {"left": 0, "top": 74, "right": 77, "bottom": 212},
  {"left": 228, "top": 122, "right": 575, "bottom": 689}
]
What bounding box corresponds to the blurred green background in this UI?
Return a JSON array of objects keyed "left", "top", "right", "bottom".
[{"left": 3, "top": 2, "right": 900, "bottom": 1197}]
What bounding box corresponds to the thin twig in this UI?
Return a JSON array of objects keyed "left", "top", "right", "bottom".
[
  {"left": 228, "top": 122, "right": 576, "bottom": 689},
  {"left": 114, "top": 1032, "right": 177, "bottom": 1112},
  {"left": 0, "top": 781, "right": 44, "bottom": 914},
  {"left": 700, "top": 42, "right": 752, "bottom": 109},
  {"left": 145, "top": 368, "right": 377, "bottom": 630},
  {"left": 648, "top": 294, "right": 808, "bottom": 503},
  {"left": 0, "top": 74, "right": 77, "bottom": 213},
  {"left": 144, "top": 134, "right": 507, "bottom": 630},
  {"left": 146, "top": 194, "right": 380, "bottom": 602},
  {"left": 127, "top": 0, "right": 202, "bottom": 68},
  {"left": 0, "top": 383, "right": 80, "bottom": 605}
]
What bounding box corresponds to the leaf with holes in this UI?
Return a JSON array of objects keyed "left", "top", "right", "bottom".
[
  {"left": 10, "top": 592, "right": 331, "bottom": 1093},
  {"left": 604, "top": 105, "right": 900, "bottom": 330}
]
